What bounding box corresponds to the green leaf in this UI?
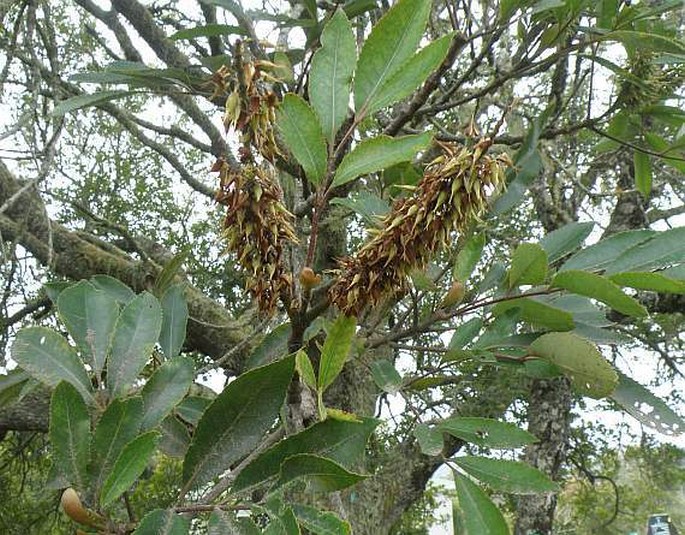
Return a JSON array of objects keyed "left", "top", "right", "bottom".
[
  {"left": 604, "top": 30, "right": 685, "bottom": 55},
  {"left": 633, "top": 150, "right": 652, "bottom": 197},
  {"left": 560, "top": 229, "right": 655, "bottom": 272},
  {"left": 332, "top": 132, "right": 432, "bottom": 187},
  {"left": 369, "top": 359, "right": 402, "bottom": 394},
  {"left": 12, "top": 327, "right": 93, "bottom": 403},
  {"left": 159, "top": 285, "right": 189, "bottom": 360},
  {"left": 108, "top": 292, "right": 163, "bottom": 398},
  {"left": 609, "top": 271, "right": 685, "bottom": 294},
  {"left": 90, "top": 274, "right": 135, "bottom": 303},
  {"left": 309, "top": 9, "right": 356, "bottom": 145},
  {"left": 277, "top": 94, "right": 328, "bottom": 186},
  {"left": 453, "top": 234, "right": 486, "bottom": 281},
  {"left": 364, "top": 34, "right": 452, "bottom": 117},
  {"left": 552, "top": 270, "right": 647, "bottom": 317},
  {"left": 414, "top": 424, "right": 444, "bottom": 456},
  {"left": 246, "top": 323, "right": 292, "bottom": 369},
  {"left": 604, "top": 227, "right": 685, "bottom": 274},
  {"left": 49, "top": 382, "right": 91, "bottom": 490},
  {"left": 57, "top": 281, "right": 118, "bottom": 377},
  {"left": 296, "top": 350, "right": 318, "bottom": 391},
  {"left": 133, "top": 509, "right": 190, "bottom": 535},
  {"left": 448, "top": 318, "right": 483, "bottom": 350},
  {"left": 529, "top": 332, "right": 618, "bottom": 398},
  {"left": 330, "top": 191, "right": 390, "bottom": 225},
  {"left": 492, "top": 298, "right": 575, "bottom": 331},
  {"left": 100, "top": 431, "right": 159, "bottom": 507},
  {"left": 454, "top": 456, "right": 558, "bottom": 494},
  {"left": 169, "top": 23, "right": 245, "bottom": 40},
  {"left": 354, "top": 0, "right": 431, "bottom": 116},
  {"left": 0, "top": 370, "right": 29, "bottom": 410},
  {"left": 454, "top": 471, "right": 510, "bottom": 535},
  {"left": 159, "top": 416, "right": 191, "bottom": 458},
  {"left": 508, "top": 243, "right": 548, "bottom": 287},
  {"left": 274, "top": 454, "right": 367, "bottom": 492},
  {"left": 539, "top": 222, "right": 594, "bottom": 264},
  {"left": 318, "top": 315, "right": 356, "bottom": 393},
  {"left": 182, "top": 355, "right": 295, "bottom": 491},
  {"left": 155, "top": 248, "right": 190, "bottom": 294},
  {"left": 52, "top": 90, "right": 133, "bottom": 116},
  {"left": 438, "top": 417, "right": 537, "bottom": 449},
  {"left": 233, "top": 417, "right": 378, "bottom": 492},
  {"left": 291, "top": 504, "right": 351, "bottom": 535},
  {"left": 92, "top": 398, "right": 144, "bottom": 493},
  {"left": 141, "top": 357, "right": 194, "bottom": 431},
  {"left": 43, "top": 281, "right": 71, "bottom": 303},
  {"left": 208, "top": 510, "right": 259, "bottom": 535},
  {"left": 612, "top": 371, "right": 685, "bottom": 436},
  {"left": 175, "top": 396, "right": 211, "bottom": 426}
]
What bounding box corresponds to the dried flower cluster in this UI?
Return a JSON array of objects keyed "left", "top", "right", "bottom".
[
  {"left": 330, "top": 141, "right": 510, "bottom": 316},
  {"left": 213, "top": 159, "right": 297, "bottom": 316}
]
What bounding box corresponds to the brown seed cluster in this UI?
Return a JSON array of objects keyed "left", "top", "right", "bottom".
[
  {"left": 329, "top": 140, "right": 510, "bottom": 316},
  {"left": 213, "top": 159, "right": 297, "bottom": 316}
]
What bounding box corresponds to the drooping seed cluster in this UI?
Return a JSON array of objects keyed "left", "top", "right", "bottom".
[
  {"left": 329, "top": 140, "right": 510, "bottom": 316},
  {"left": 213, "top": 159, "right": 297, "bottom": 316}
]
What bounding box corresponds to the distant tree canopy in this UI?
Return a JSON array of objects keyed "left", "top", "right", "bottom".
[{"left": 0, "top": 0, "right": 684, "bottom": 534}]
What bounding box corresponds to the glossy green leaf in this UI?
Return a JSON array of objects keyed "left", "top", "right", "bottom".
[
  {"left": 159, "top": 285, "right": 189, "bottom": 360},
  {"left": 12, "top": 327, "right": 93, "bottom": 403},
  {"left": 277, "top": 94, "right": 327, "bottom": 186},
  {"left": 90, "top": 274, "right": 135, "bottom": 303},
  {"left": 508, "top": 243, "right": 548, "bottom": 287},
  {"left": 318, "top": 315, "right": 356, "bottom": 393},
  {"left": 52, "top": 90, "right": 132, "bottom": 116},
  {"left": 169, "top": 24, "right": 245, "bottom": 40},
  {"left": 101, "top": 431, "right": 159, "bottom": 507},
  {"left": 529, "top": 332, "right": 618, "bottom": 398},
  {"left": 612, "top": 371, "right": 685, "bottom": 436},
  {"left": 448, "top": 318, "right": 483, "bottom": 350},
  {"left": 246, "top": 323, "right": 291, "bottom": 369},
  {"left": 49, "top": 382, "right": 91, "bottom": 490},
  {"left": 309, "top": 9, "right": 356, "bottom": 145},
  {"left": 330, "top": 191, "right": 390, "bottom": 225},
  {"left": 454, "top": 471, "right": 510, "bottom": 535},
  {"left": 92, "top": 397, "right": 143, "bottom": 492},
  {"left": 552, "top": 270, "right": 646, "bottom": 317},
  {"left": 274, "top": 454, "right": 367, "bottom": 492},
  {"left": 332, "top": 132, "right": 432, "bottom": 187},
  {"left": 364, "top": 34, "right": 452, "bottom": 117},
  {"left": 493, "top": 298, "right": 575, "bottom": 331},
  {"left": 108, "top": 292, "right": 162, "bottom": 399},
  {"left": 604, "top": 227, "right": 685, "bottom": 274},
  {"left": 175, "top": 396, "right": 211, "bottom": 426},
  {"left": 414, "top": 424, "right": 444, "bottom": 456},
  {"left": 296, "top": 350, "right": 317, "bottom": 391},
  {"left": 292, "top": 504, "right": 351, "bottom": 535},
  {"left": 454, "top": 456, "right": 558, "bottom": 494},
  {"left": 57, "top": 281, "right": 118, "bottom": 376},
  {"left": 159, "top": 416, "right": 191, "bottom": 458},
  {"left": 354, "top": 0, "right": 431, "bottom": 115},
  {"left": 369, "top": 359, "right": 402, "bottom": 394},
  {"left": 439, "top": 417, "right": 537, "bottom": 449},
  {"left": 609, "top": 271, "right": 685, "bottom": 294},
  {"left": 453, "top": 234, "right": 486, "bottom": 282},
  {"left": 141, "top": 357, "right": 194, "bottom": 431},
  {"left": 560, "top": 229, "right": 655, "bottom": 272},
  {"left": 233, "top": 417, "right": 378, "bottom": 492},
  {"left": 633, "top": 150, "right": 652, "bottom": 197},
  {"left": 133, "top": 509, "right": 190, "bottom": 535},
  {"left": 539, "top": 222, "right": 594, "bottom": 264},
  {"left": 182, "top": 355, "right": 295, "bottom": 491}
]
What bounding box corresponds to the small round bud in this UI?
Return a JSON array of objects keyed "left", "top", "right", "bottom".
[{"left": 299, "top": 267, "right": 322, "bottom": 289}]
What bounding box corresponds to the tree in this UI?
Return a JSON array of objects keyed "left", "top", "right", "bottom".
[{"left": 1, "top": 0, "right": 685, "bottom": 533}]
